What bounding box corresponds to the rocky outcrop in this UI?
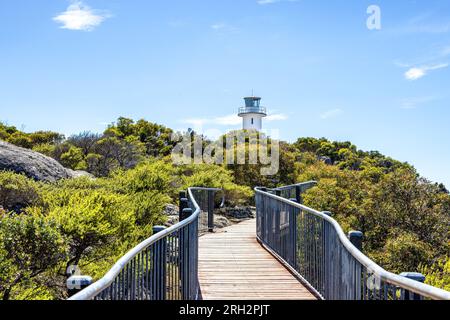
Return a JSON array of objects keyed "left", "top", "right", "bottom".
[
  {"left": 318, "top": 156, "right": 333, "bottom": 165},
  {"left": 218, "top": 206, "right": 256, "bottom": 219},
  {"left": 163, "top": 204, "right": 179, "bottom": 216},
  {"left": 0, "top": 140, "right": 92, "bottom": 182},
  {"left": 163, "top": 204, "right": 233, "bottom": 229}
]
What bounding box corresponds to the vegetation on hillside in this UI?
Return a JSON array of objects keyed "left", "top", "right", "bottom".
[{"left": 0, "top": 118, "right": 449, "bottom": 299}]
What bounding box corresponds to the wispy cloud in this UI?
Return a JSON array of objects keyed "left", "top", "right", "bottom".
[
  {"left": 266, "top": 113, "right": 288, "bottom": 121},
  {"left": 53, "top": 1, "right": 111, "bottom": 31},
  {"left": 257, "top": 0, "right": 299, "bottom": 5},
  {"left": 211, "top": 23, "right": 238, "bottom": 33},
  {"left": 404, "top": 63, "right": 448, "bottom": 81},
  {"left": 389, "top": 12, "right": 450, "bottom": 35},
  {"left": 182, "top": 113, "right": 287, "bottom": 127},
  {"left": 320, "top": 109, "right": 343, "bottom": 120},
  {"left": 396, "top": 44, "right": 450, "bottom": 81},
  {"left": 211, "top": 23, "right": 227, "bottom": 30},
  {"left": 400, "top": 96, "right": 439, "bottom": 109}
]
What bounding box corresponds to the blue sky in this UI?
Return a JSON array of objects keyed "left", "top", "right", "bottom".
[{"left": 1, "top": 0, "right": 450, "bottom": 186}]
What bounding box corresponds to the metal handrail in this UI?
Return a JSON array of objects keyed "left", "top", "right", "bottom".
[
  {"left": 271, "top": 181, "right": 317, "bottom": 192},
  {"left": 255, "top": 186, "right": 450, "bottom": 300},
  {"left": 69, "top": 187, "right": 220, "bottom": 301}
]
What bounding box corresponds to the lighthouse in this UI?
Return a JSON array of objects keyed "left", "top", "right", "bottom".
[{"left": 238, "top": 96, "right": 267, "bottom": 131}]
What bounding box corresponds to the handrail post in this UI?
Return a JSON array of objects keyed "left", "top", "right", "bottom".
[
  {"left": 400, "top": 273, "right": 426, "bottom": 300},
  {"left": 179, "top": 198, "right": 189, "bottom": 221},
  {"left": 289, "top": 198, "right": 299, "bottom": 269},
  {"left": 151, "top": 226, "right": 167, "bottom": 300},
  {"left": 295, "top": 186, "right": 302, "bottom": 204},
  {"left": 207, "top": 190, "right": 215, "bottom": 232},
  {"left": 181, "top": 208, "right": 193, "bottom": 300},
  {"left": 348, "top": 231, "right": 363, "bottom": 251},
  {"left": 274, "top": 190, "right": 281, "bottom": 250}
]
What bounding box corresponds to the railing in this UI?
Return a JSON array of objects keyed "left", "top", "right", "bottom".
[
  {"left": 68, "top": 187, "right": 222, "bottom": 300},
  {"left": 238, "top": 106, "right": 267, "bottom": 115},
  {"left": 255, "top": 183, "right": 450, "bottom": 300}
]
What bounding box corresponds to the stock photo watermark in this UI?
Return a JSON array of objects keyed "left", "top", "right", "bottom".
[
  {"left": 171, "top": 129, "right": 280, "bottom": 176},
  {"left": 367, "top": 5, "right": 381, "bottom": 30}
]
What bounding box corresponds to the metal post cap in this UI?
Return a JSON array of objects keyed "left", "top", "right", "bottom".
[
  {"left": 153, "top": 226, "right": 167, "bottom": 234},
  {"left": 400, "top": 272, "right": 426, "bottom": 283},
  {"left": 67, "top": 275, "right": 93, "bottom": 289},
  {"left": 348, "top": 231, "right": 364, "bottom": 238}
]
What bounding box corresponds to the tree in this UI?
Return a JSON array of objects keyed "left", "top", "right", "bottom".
[
  {"left": 60, "top": 146, "right": 87, "bottom": 171},
  {"left": 7, "top": 132, "right": 32, "bottom": 149},
  {"left": 67, "top": 131, "right": 101, "bottom": 155},
  {"left": 422, "top": 258, "right": 450, "bottom": 291},
  {"left": 0, "top": 172, "right": 42, "bottom": 213},
  {"left": 28, "top": 131, "right": 64, "bottom": 146},
  {"left": 46, "top": 190, "right": 135, "bottom": 278},
  {"left": 91, "top": 136, "right": 145, "bottom": 176},
  {"left": 0, "top": 213, "right": 65, "bottom": 300}
]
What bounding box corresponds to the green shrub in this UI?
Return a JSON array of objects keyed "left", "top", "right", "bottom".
[
  {"left": 60, "top": 146, "right": 87, "bottom": 170},
  {"left": 178, "top": 163, "right": 253, "bottom": 206},
  {"left": 32, "top": 143, "right": 56, "bottom": 158},
  {"left": 0, "top": 213, "right": 66, "bottom": 300},
  {"left": 7, "top": 132, "right": 32, "bottom": 149},
  {"left": 111, "top": 160, "right": 175, "bottom": 195},
  {"left": 0, "top": 172, "right": 42, "bottom": 212},
  {"left": 372, "top": 233, "right": 433, "bottom": 274},
  {"left": 422, "top": 258, "right": 450, "bottom": 291}
]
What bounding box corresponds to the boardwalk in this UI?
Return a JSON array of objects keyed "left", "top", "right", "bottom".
[{"left": 198, "top": 219, "right": 317, "bottom": 300}]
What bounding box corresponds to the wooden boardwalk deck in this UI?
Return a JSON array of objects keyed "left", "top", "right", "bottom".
[{"left": 198, "top": 219, "right": 317, "bottom": 300}]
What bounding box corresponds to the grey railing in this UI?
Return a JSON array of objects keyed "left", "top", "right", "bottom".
[
  {"left": 256, "top": 183, "right": 450, "bottom": 300},
  {"left": 68, "top": 187, "right": 222, "bottom": 300},
  {"left": 238, "top": 106, "right": 267, "bottom": 115}
]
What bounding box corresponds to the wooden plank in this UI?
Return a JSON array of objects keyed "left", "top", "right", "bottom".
[{"left": 198, "top": 219, "right": 316, "bottom": 300}]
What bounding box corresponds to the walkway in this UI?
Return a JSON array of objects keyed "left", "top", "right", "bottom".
[{"left": 198, "top": 219, "right": 317, "bottom": 300}]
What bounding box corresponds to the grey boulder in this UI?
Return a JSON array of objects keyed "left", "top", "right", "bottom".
[{"left": 0, "top": 140, "right": 92, "bottom": 182}]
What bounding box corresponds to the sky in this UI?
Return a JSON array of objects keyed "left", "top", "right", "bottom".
[{"left": 0, "top": 0, "right": 450, "bottom": 186}]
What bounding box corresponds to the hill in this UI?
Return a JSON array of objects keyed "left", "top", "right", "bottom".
[{"left": 0, "top": 118, "right": 449, "bottom": 299}]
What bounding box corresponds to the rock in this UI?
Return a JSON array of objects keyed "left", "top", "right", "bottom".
[
  {"left": 214, "top": 215, "right": 231, "bottom": 228},
  {"left": 163, "top": 204, "right": 179, "bottom": 216},
  {"left": 67, "top": 169, "right": 93, "bottom": 179},
  {"left": 0, "top": 140, "right": 92, "bottom": 182},
  {"left": 219, "top": 206, "right": 256, "bottom": 219},
  {"left": 318, "top": 156, "right": 333, "bottom": 165},
  {"left": 165, "top": 215, "right": 179, "bottom": 227}
]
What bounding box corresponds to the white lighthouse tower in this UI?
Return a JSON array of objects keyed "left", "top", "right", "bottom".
[{"left": 238, "top": 96, "right": 267, "bottom": 131}]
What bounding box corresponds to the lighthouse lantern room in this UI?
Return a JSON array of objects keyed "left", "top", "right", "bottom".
[{"left": 238, "top": 97, "right": 267, "bottom": 131}]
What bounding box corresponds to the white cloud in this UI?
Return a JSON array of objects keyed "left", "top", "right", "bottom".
[
  {"left": 53, "top": 1, "right": 110, "bottom": 31},
  {"left": 257, "top": 0, "right": 298, "bottom": 5},
  {"left": 182, "top": 113, "right": 287, "bottom": 127},
  {"left": 211, "top": 23, "right": 227, "bottom": 30},
  {"left": 404, "top": 63, "right": 448, "bottom": 81},
  {"left": 214, "top": 114, "right": 242, "bottom": 126},
  {"left": 266, "top": 113, "right": 288, "bottom": 121},
  {"left": 389, "top": 12, "right": 450, "bottom": 35},
  {"left": 257, "top": 0, "right": 280, "bottom": 4},
  {"left": 320, "top": 109, "right": 343, "bottom": 119},
  {"left": 405, "top": 68, "right": 426, "bottom": 81},
  {"left": 210, "top": 23, "right": 239, "bottom": 33},
  {"left": 400, "top": 96, "right": 439, "bottom": 109}
]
